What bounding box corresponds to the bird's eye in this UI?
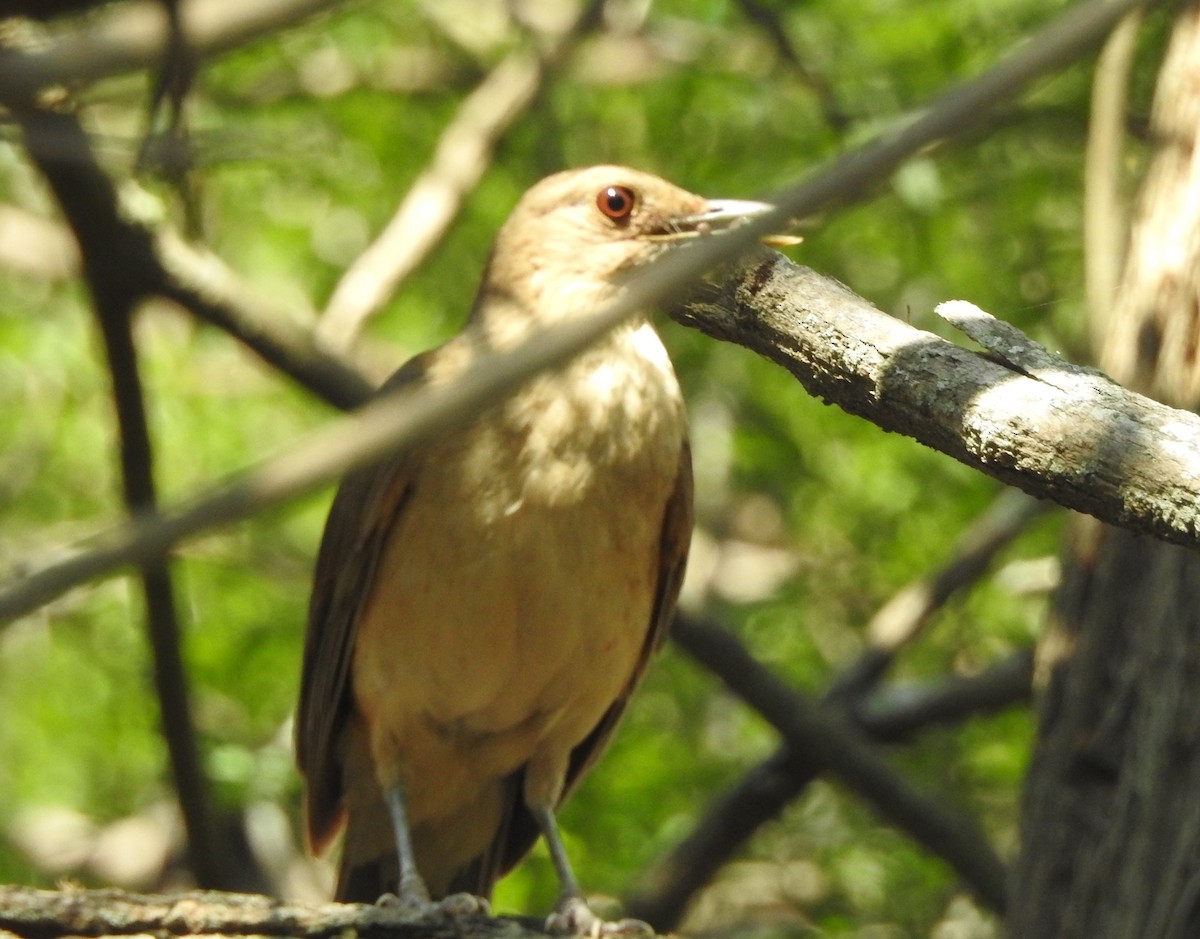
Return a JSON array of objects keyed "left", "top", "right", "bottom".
[{"left": 596, "top": 185, "right": 636, "bottom": 222}]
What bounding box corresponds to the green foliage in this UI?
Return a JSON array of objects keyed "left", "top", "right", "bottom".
[{"left": 0, "top": 0, "right": 1168, "bottom": 933}]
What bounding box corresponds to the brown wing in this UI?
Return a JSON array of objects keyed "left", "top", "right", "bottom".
[
  {"left": 294, "top": 356, "right": 429, "bottom": 853},
  {"left": 466, "top": 438, "right": 694, "bottom": 892}
]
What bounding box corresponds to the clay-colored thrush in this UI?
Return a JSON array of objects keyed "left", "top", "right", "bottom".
[{"left": 296, "top": 166, "right": 772, "bottom": 933}]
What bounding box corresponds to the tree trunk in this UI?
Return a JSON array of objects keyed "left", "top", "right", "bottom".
[{"left": 1009, "top": 4, "right": 1200, "bottom": 936}]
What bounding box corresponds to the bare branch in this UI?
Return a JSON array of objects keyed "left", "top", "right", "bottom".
[
  {"left": 0, "top": 0, "right": 352, "bottom": 101},
  {"left": 665, "top": 615, "right": 1010, "bottom": 914},
  {"left": 16, "top": 101, "right": 246, "bottom": 890},
  {"left": 155, "top": 229, "right": 376, "bottom": 410},
  {"left": 316, "top": 49, "right": 546, "bottom": 349},
  {"left": 0, "top": 885, "right": 547, "bottom": 939},
  {"left": 859, "top": 649, "right": 1033, "bottom": 739},
  {"left": 755, "top": 0, "right": 1159, "bottom": 224},
  {"left": 630, "top": 515, "right": 1037, "bottom": 935},
  {"left": 673, "top": 254, "right": 1200, "bottom": 549},
  {"left": 0, "top": 128, "right": 374, "bottom": 410},
  {"left": 628, "top": 649, "right": 1032, "bottom": 929},
  {"left": 317, "top": 4, "right": 601, "bottom": 350},
  {"left": 828, "top": 489, "right": 1045, "bottom": 702},
  {"left": 731, "top": 0, "right": 848, "bottom": 132}
]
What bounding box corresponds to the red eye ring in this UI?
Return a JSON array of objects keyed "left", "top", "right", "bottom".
[{"left": 596, "top": 185, "right": 636, "bottom": 221}]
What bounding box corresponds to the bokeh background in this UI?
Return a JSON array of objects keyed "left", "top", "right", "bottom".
[{"left": 0, "top": 0, "right": 1164, "bottom": 935}]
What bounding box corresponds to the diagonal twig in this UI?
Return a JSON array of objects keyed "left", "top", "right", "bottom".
[
  {"left": 663, "top": 614, "right": 1012, "bottom": 914},
  {"left": 828, "top": 489, "right": 1046, "bottom": 702},
  {"left": 317, "top": 1, "right": 603, "bottom": 350},
  {"left": 628, "top": 488, "right": 1040, "bottom": 929},
  {"left": 155, "top": 228, "right": 376, "bottom": 410},
  {"left": 731, "top": 0, "right": 848, "bottom": 132},
  {"left": 627, "top": 647, "right": 1032, "bottom": 929}
]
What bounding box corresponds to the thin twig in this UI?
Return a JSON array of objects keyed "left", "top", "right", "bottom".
[
  {"left": 317, "top": 2, "right": 602, "bottom": 349},
  {"left": 858, "top": 649, "right": 1033, "bottom": 739},
  {"left": 156, "top": 228, "right": 376, "bottom": 410},
  {"left": 829, "top": 489, "right": 1046, "bottom": 702},
  {"left": 760, "top": 0, "right": 1158, "bottom": 222},
  {"left": 731, "top": 0, "right": 848, "bottom": 132},
  {"left": 0, "top": 0, "right": 353, "bottom": 101},
  {"left": 316, "top": 49, "right": 545, "bottom": 349}
]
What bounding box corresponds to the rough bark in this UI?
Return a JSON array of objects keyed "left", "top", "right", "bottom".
[
  {"left": 1009, "top": 4, "right": 1200, "bottom": 936},
  {"left": 671, "top": 256, "right": 1200, "bottom": 548},
  {"left": 0, "top": 885, "right": 543, "bottom": 939}
]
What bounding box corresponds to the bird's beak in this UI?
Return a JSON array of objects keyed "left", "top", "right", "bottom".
[
  {"left": 653, "top": 198, "right": 803, "bottom": 246},
  {"left": 687, "top": 199, "right": 777, "bottom": 231}
]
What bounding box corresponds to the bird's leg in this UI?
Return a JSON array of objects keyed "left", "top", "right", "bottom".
[
  {"left": 531, "top": 803, "right": 653, "bottom": 938},
  {"left": 381, "top": 784, "right": 433, "bottom": 909},
  {"left": 380, "top": 785, "right": 488, "bottom": 917}
]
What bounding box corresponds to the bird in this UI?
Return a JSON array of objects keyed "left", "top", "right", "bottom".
[{"left": 295, "top": 165, "right": 774, "bottom": 935}]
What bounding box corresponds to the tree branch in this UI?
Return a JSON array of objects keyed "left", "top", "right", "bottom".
[
  {"left": 628, "top": 492, "right": 1036, "bottom": 933},
  {"left": 672, "top": 253, "right": 1200, "bottom": 549},
  {"left": 317, "top": 0, "right": 603, "bottom": 350},
  {"left": 15, "top": 103, "right": 245, "bottom": 889},
  {"left": 744, "top": 0, "right": 1160, "bottom": 225},
  {"left": 628, "top": 648, "right": 1032, "bottom": 929},
  {"left": 155, "top": 229, "right": 375, "bottom": 410},
  {"left": 663, "top": 615, "right": 1011, "bottom": 914},
  {"left": 0, "top": 0, "right": 352, "bottom": 101},
  {"left": 0, "top": 885, "right": 546, "bottom": 939},
  {"left": 829, "top": 489, "right": 1044, "bottom": 702}
]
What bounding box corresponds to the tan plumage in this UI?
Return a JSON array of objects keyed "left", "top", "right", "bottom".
[{"left": 295, "top": 166, "right": 769, "bottom": 931}]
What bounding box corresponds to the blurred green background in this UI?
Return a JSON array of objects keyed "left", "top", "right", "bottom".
[{"left": 0, "top": 0, "right": 1161, "bottom": 935}]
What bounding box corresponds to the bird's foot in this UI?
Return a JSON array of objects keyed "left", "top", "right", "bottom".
[
  {"left": 439, "top": 892, "right": 491, "bottom": 916},
  {"left": 377, "top": 890, "right": 489, "bottom": 919},
  {"left": 546, "top": 897, "right": 653, "bottom": 938}
]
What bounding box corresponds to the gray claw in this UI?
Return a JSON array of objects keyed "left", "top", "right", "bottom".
[{"left": 547, "top": 897, "right": 653, "bottom": 937}]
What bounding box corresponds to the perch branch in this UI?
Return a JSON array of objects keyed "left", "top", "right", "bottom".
[
  {"left": 671, "top": 254, "right": 1200, "bottom": 549},
  {"left": 0, "top": 886, "right": 545, "bottom": 939}
]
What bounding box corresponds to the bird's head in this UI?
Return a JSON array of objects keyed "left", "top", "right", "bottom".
[{"left": 475, "top": 165, "right": 777, "bottom": 326}]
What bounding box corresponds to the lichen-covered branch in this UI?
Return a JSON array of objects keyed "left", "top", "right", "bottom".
[
  {"left": 672, "top": 252, "right": 1200, "bottom": 548},
  {"left": 0, "top": 885, "right": 543, "bottom": 939}
]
